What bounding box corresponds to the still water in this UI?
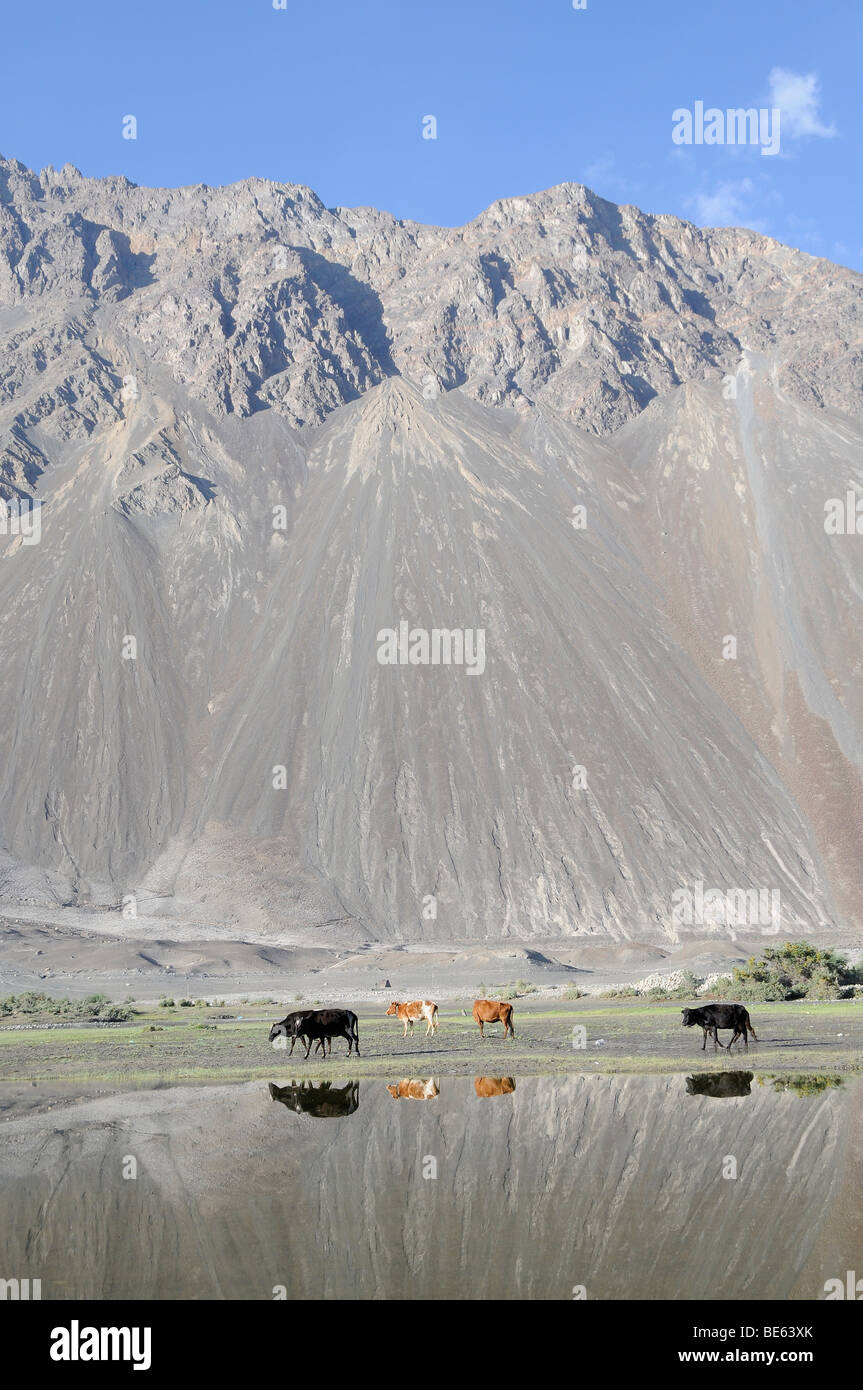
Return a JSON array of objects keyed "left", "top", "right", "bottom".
[{"left": 0, "top": 1072, "right": 859, "bottom": 1300}]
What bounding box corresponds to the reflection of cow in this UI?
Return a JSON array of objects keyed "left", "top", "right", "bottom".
[
  {"left": 269, "top": 1080, "right": 360, "bottom": 1117},
  {"left": 385, "top": 1000, "right": 439, "bottom": 1038},
  {"left": 474, "top": 1076, "right": 516, "bottom": 1098},
  {"left": 473, "top": 999, "right": 515, "bottom": 1040},
  {"left": 269, "top": 1008, "right": 360, "bottom": 1058},
  {"left": 386, "top": 1078, "right": 440, "bottom": 1100},
  {"left": 686, "top": 1072, "right": 753, "bottom": 1099},
  {"left": 682, "top": 1005, "right": 758, "bottom": 1052}
]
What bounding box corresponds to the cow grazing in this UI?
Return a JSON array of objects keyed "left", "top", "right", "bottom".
[
  {"left": 686, "top": 1072, "right": 753, "bottom": 1099},
  {"left": 386, "top": 1078, "right": 440, "bottom": 1100},
  {"left": 682, "top": 1004, "right": 758, "bottom": 1052},
  {"left": 385, "top": 1000, "right": 439, "bottom": 1038},
  {"left": 268, "top": 1009, "right": 317, "bottom": 1054},
  {"left": 474, "top": 1076, "right": 516, "bottom": 1098},
  {"left": 270, "top": 1008, "right": 360, "bottom": 1058},
  {"left": 473, "top": 998, "right": 515, "bottom": 1040},
  {"left": 269, "top": 1080, "right": 360, "bottom": 1118}
]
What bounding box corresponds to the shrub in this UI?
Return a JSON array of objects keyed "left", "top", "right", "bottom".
[
  {"left": 561, "top": 985, "right": 584, "bottom": 1000},
  {"left": 767, "top": 1073, "right": 844, "bottom": 1096},
  {"left": 713, "top": 943, "right": 855, "bottom": 1002},
  {"left": 158, "top": 996, "right": 176, "bottom": 1008},
  {"left": 0, "top": 992, "right": 134, "bottom": 1021},
  {"left": 476, "top": 980, "right": 537, "bottom": 1001},
  {"left": 598, "top": 986, "right": 638, "bottom": 999}
]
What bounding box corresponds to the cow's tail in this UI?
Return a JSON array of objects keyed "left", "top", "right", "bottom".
[
  {"left": 508, "top": 1006, "right": 516, "bottom": 1039},
  {"left": 745, "top": 1011, "right": 758, "bottom": 1041},
  {"left": 432, "top": 1004, "right": 439, "bottom": 1028},
  {"left": 352, "top": 1013, "right": 361, "bottom": 1053}
]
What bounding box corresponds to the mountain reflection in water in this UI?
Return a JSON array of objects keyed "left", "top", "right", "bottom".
[{"left": 0, "top": 1072, "right": 857, "bottom": 1300}]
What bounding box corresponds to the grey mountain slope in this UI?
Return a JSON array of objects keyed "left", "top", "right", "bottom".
[
  {"left": 0, "top": 157, "right": 860, "bottom": 942},
  {"left": 189, "top": 380, "right": 838, "bottom": 941}
]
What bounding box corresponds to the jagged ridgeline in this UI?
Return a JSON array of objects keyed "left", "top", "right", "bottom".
[{"left": 0, "top": 154, "right": 862, "bottom": 941}]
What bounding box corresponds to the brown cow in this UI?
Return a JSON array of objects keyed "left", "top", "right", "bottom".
[
  {"left": 474, "top": 1076, "right": 516, "bottom": 1098},
  {"left": 386, "top": 1078, "right": 440, "bottom": 1100},
  {"left": 473, "top": 998, "right": 515, "bottom": 1040},
  {"left": 385, "top": 1000, "right": 439, "bottom": 1038}
]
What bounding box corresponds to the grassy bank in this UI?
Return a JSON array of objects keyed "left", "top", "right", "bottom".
[{"left": 0, "top": 998, "right": 860, "bottom": 1083}]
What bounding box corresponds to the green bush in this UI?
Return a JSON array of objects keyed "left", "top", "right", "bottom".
[
  {"left": 598, "top": 985, "right": 639, "bottom": 999},
  {"left": 158, "top": 996, "right": 176, "bottom": 1008},
  {"left": 712, "top": 943, "right": 855, "bottom": 1002},
  {"left": 561, "top": 985, "right": 584, "bottom": 1000},
  {"left": 766, "top": 1073, "right": 844, "bottom": 1096},
  {"left": 0, "top": 992, "right": 134, "bottom": 1021}
]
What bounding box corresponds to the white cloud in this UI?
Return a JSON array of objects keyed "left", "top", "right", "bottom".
[
  {"left": 584, "top": 155, "right": 615, "bottom": 185},
  {"left": 687, "top": 178, "right": 759, "bottom": 228},
  {"left": 768, "top": 68, "right": 837, "bottom": 139}
]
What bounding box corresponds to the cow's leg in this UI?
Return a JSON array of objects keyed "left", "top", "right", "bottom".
[
  {"left": 403, "top": 1020, "right": 408, "bottom": 1038},
  {"left": 303, "top": 1036, "right": 313, "bottom": 1059},
  {"left": 701, "top": 1027, "right": 708, "bottom": 1051},
  {"left": 288, "top": 1035, "right": 296, "bottom": 1055},
  {"left": 478, "top": 1020, "right": 484, "bottom": 1038}
]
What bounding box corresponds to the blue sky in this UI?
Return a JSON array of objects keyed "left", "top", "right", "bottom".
[{"left": 1, "top": 0, "right": 859, "bottom": 267}]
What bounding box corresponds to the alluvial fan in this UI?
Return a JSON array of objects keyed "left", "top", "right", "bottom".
[{"left": 0, "top": 154, "right": 861, "bottom": 940}]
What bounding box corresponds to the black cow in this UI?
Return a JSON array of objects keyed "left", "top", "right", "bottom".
[
  {"left": 682, "top": 1004, "right": 758, "bottom": 1052},
  {"left": 269, "top": 1080, "right": 360, "bottom": 1118},
  {"left": 270, "top": 1008, "right": 360, "bottom": 1059},
  {"left": 686, "top": 1072, "right": 754, "bottom": 1098},
  {"left": 268, "top": 1009, "right": 317, "bottom": 1054}
]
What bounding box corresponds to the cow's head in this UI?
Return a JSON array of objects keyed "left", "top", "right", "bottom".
[
  {"left": 269, "top": 1021, "right": 287, "bottom": 1044},
  {"left": 681, "top": 1009, "right": 695, "bottom": 1028},
  {"left": 386, "top": 1084, "right": 399, "bottom": 1097},
  {"left": 385, "top": 1002, "right": 400, "bottom": 1016}
]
